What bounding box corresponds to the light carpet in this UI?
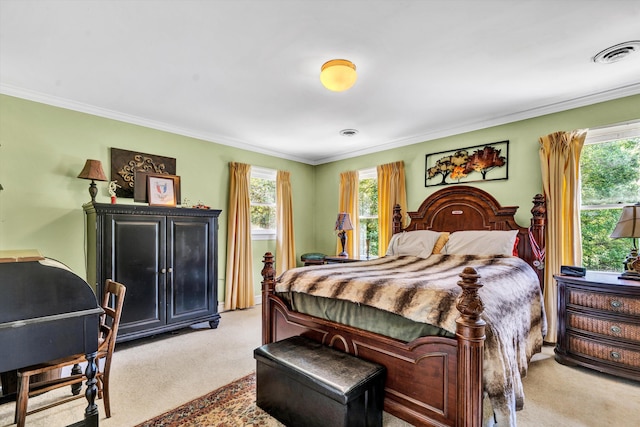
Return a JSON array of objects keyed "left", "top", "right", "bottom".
[
  {"left": 133, "top": 358, "right": 640, "bottom": 427},
  {"left": 1, "top": 306, "right": 638, "bottom": 427}
]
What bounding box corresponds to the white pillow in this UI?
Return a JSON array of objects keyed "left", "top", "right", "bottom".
[
  {"left": 385, "top": 230, "right": 442, "bottom": 258},
  {"left": 442, "top": 230, "right": 518, "bottom": 256}
]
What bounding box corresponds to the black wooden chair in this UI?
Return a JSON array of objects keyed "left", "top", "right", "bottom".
[{"left": 14, "top": 279, "right": 126, "bottom": 427}]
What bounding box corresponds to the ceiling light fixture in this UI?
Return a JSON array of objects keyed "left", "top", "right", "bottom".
[
  {"left": 320, "top": 59, "right": 357, "bottom": 92},
  {"left": 593, "top": 41, "right": 640, "bottom": 64}
]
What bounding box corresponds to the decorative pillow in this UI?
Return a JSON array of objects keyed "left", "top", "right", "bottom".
[
  {"left": 386, "top": 230, "right": 442, "bottom": 258},
  {"left": 442, "top": 230, "right": 519, "bottom": 256},
  {"left": 431, "top": 232, "right": 450, "bottom": 254}
]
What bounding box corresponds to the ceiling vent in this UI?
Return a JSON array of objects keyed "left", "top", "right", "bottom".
[
  {"left": 593, "top": 41, "right": 640, "bottom": 64},
  {"left": 340, "top": 129, "right": 359, "bottom": 137}
]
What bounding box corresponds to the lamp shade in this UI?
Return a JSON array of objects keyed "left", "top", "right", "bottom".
[
  {"left": 77, "top": 159, "right": 107, "bottom": 182},
  {"left": 610, "top": 204, "right": 640, "bottom": 239},
  {"left": 320, "top": 59, "right": 357, "bottom": 92},
  {"left": 335, "top": 212, "right": 354, "bottom": 231}
]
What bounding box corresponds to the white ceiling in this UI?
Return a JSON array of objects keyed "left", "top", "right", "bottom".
[{"left": 1, "top": 1, "right": 640, "bottom": 165}]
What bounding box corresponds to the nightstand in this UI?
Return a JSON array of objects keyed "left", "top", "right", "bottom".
[
  {"left": 324, "top": 256, "right": 364, "bottom": 264},
  {"left": 555, "top": 271, "right": 640, "bottom": 381},
  {"left": 300, "top": 253, "right": 326, "bottom": 266}
]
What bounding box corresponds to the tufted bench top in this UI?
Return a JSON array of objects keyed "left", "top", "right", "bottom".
[{"left": 255, "top": 335, "right": 385, "bottom": 404}]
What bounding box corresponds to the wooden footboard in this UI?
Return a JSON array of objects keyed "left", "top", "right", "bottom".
[{"left": 261, "top": 253, "right": 485, "bottom": 427}]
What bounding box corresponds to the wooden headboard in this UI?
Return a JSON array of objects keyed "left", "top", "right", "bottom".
[{"left": 392, "top": 185, "right": 546, "bottom": 287}]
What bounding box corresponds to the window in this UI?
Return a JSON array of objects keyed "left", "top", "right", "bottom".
[
  {"left": 358, "top": 168, "right": 378, "bottom": 258},
  {"left": 250, "top": 167, "right": 276, "bottom": 240},
  {"left": 580, "top": 122, "right": 640, "bottom": 271}
]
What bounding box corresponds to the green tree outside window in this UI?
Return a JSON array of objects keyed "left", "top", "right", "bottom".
[
  {"left": 581, "top": 137, "right": 640, "bottom": 271},
  {"left": 250, "top": 176, "right": 276, "bottom": 232},
  {"left": 359, "top": 176, "right": 379, "bottom": 258}
]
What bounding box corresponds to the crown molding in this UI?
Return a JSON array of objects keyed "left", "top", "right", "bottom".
[
  {"left": 314, "top": 83, "right": 640, "bottom": 164},
  {"left": 3, "top": 82, "right": 640, "bottom": 166},
  {"left": 0, "top": 84, "right": 312, "bottom": 164}
]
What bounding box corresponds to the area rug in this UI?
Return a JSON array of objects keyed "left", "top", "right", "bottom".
[{"left": 134, "top": 372, "right": 284, "bottom": 427}]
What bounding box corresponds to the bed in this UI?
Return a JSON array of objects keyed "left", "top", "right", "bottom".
[{"left": 260, "top": 185, "right": 547, "bottom": 427}]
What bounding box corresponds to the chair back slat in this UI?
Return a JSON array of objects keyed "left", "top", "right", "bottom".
[{"left": 101, "top": 279, "right": 126, "bottom": 352}]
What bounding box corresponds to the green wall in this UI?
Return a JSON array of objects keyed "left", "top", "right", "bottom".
[
  {"left": 1, "top": 93, "right": 639, "bottom": 303},
  {"left": 313, "top": 94, "right": 640, "bottom": 254},
  {"left": 0, "top": 94, "right": 315, "bottom": 301}
]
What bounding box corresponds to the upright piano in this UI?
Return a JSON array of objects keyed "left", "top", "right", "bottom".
[{"left": 0, "top": 250, "right": 103, "bottom": 427}]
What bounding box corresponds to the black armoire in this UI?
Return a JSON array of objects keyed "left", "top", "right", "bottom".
[{"left": 84, "top": 203, "right": 221, "bottom": 342}]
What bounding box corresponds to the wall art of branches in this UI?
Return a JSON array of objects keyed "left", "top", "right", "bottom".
[{"left": 425, "top": 141, "right": 508, "bottom": 187}]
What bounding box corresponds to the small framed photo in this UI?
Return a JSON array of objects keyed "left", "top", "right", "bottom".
[
  {"left": 134, "top": 171, "right": 181, "bottom": 204},
  {"left": 147, "top": 174, "right": 180, "bottom": 206}
]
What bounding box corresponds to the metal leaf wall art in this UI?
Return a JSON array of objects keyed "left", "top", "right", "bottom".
[{"left": 425, "top": 141, "right": 508, "bottom": 187}]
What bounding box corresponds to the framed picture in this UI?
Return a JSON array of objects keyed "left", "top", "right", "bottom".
[
  {"left": 425, "top": 140, "right": 509, "bottom": 187},
  {"left": 147, "top": 174, "right": 180, "bottom": 206},
  {"left": 134, "top": 171, "right": 181, "bottom": 204},
  {"left": 110, "top": 148, "right": 176, "bottom": 199}
]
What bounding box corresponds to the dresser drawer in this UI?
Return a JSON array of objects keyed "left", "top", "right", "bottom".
[
  {"left": 568, "top": 335, "right": 640, "bottom": 370},
  {"left": 556, "top": 273, "right": 640, "bottom": 381},
  {"left": 568, "top": 288, "right": 640, "bottom": 317},
  {"left": 568, "top": 312, "right": 640, "bottom": 344}
]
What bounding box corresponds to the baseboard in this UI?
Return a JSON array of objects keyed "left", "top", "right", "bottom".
[{"left": 217, "top": 294, "right": 261, "bottom": 313}]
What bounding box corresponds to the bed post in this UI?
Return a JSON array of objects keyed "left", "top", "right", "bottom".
[
  {"left": 455, "top": 267, "right": 485, "bottom": 427},
  {"left": 530, "top": 193, "right": 546, "bottom": 288},
  {"left": 392, "top": 204, "right": 403, "bottom": 234},
  {"left": 261, "top": 252, "right": 276, "bottom": 345}
]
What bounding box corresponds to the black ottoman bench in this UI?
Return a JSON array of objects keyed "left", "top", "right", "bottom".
[{"left": 254, "top": 335, "right": 386, "bottom": 427}]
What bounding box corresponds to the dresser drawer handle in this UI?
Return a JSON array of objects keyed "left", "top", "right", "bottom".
[
  {"left": 610, "top": 325, "right": 622, "bottom": 334},
  {"left": 610, "top": 300, "right": 622, "bottom": 309},
  {"left": 610, "top": 351, "right": 621, "bottom": 360}
]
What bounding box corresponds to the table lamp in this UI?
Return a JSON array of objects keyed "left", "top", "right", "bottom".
[
  {"left": 77, "top": 159, "right": 108, "bottom": 202},
  {"left": 610, "top": 203, "right": 640, "bottom": 280},
  {"left": 334, "top": 212, "right": 354, "bottom": 257}
]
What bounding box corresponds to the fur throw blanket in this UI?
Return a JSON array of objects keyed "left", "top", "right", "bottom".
[{"left": 275, "top": 254, "right": 546, "bottom": 426}]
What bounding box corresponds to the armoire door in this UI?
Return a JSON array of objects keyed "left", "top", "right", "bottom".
[
  {"left": 106, "top": 214, "right": 166, "bottom": 336},
  {"left": 166, "top": 216, "right": 215, "bottom": 324}
]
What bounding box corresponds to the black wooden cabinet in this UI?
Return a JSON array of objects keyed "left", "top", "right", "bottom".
[{"left": 84, "top": 203, "right": 221, "bottom": 342}]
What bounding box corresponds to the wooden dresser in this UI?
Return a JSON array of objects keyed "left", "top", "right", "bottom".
[{"left": 555, "top": 272, "right": 640, "bottom": 381}]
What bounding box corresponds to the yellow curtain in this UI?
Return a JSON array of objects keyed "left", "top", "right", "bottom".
[
  {"left": 539, "top": 129, "right": 586, "bottom": 343},
  {"left": 377, "top": 161, "right": 408, "bottom": 256},
  {"left": 337, "top": 171, "right": 359, "bottom": 258},
  {"left": 224, "top": 162, "right": 254, "bottom": 310},
  {"left": 276, "top": 170, "right": 296, "bottom": 276}
]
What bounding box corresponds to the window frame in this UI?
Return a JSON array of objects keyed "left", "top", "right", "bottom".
[
  {"left": 582, "top": 121, "right": 640, "bottom": 209},
  {"left": 358, "top": 167, "right": 378, "bottom": 259},
  {"left": 250, "top": 166, "right": 277, "bottom": 241},
  {"left": 580, "top": 120, "right": 640, "bottom": 271}
]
